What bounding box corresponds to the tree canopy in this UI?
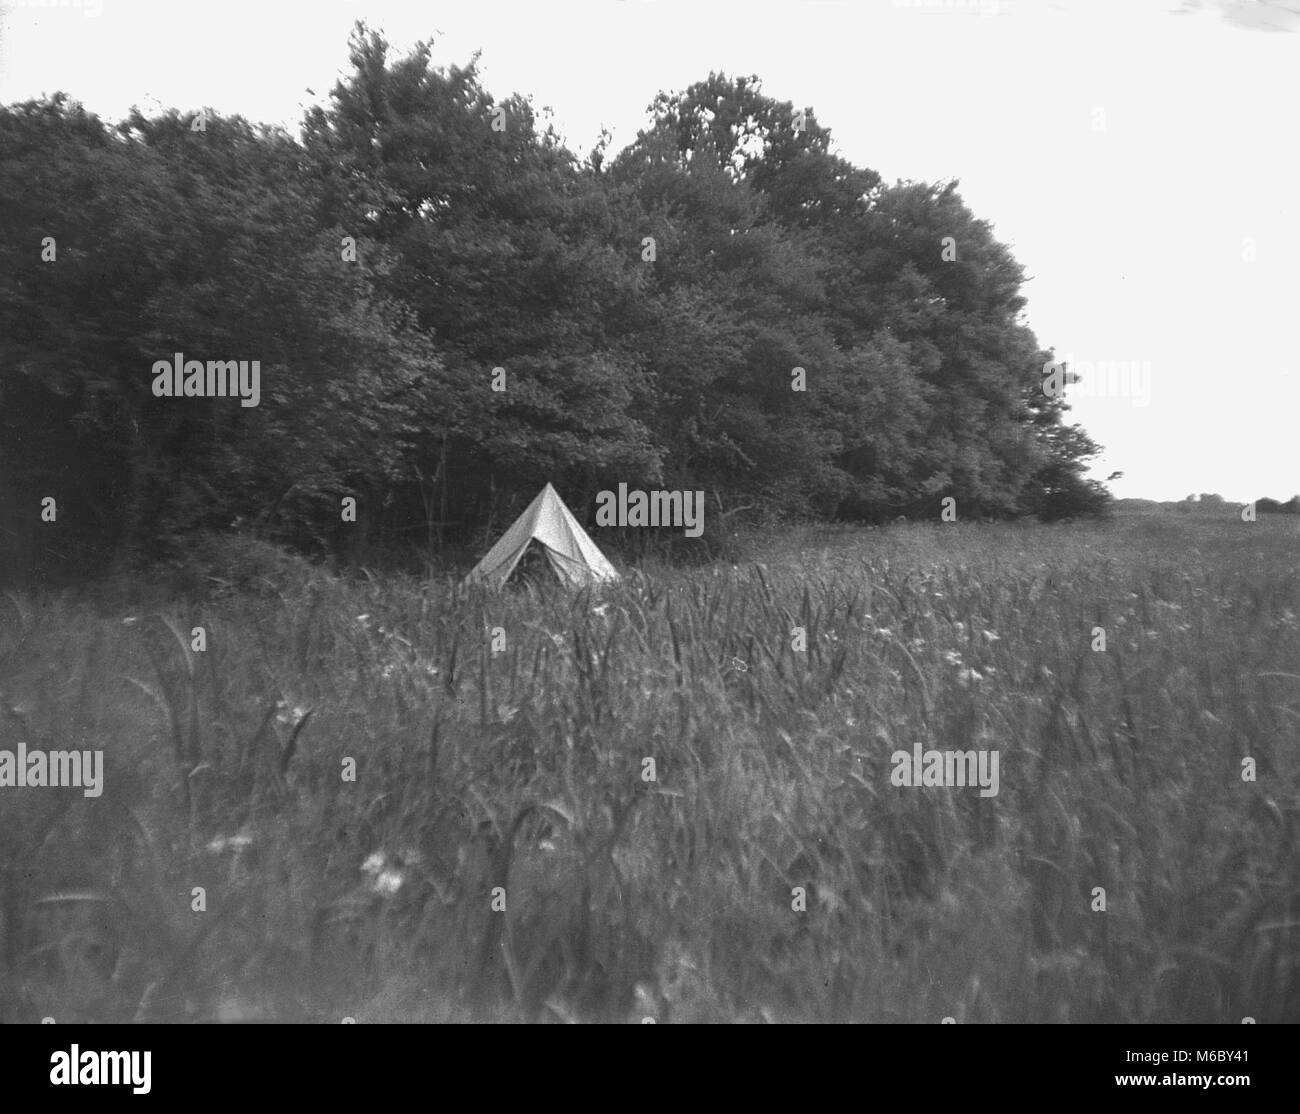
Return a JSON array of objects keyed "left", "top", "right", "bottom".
[{"left": 0, "top": 25, "right": 1107, "bottom": 584}]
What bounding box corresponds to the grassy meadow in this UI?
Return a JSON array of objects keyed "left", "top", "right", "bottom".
[{"left": 1, "top": 509, "right": 1297, "bottom": 1023}]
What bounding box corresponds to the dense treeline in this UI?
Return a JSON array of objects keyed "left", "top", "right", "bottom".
[
  {"left": 0, "top": 25, "right": 1107, "bottom": 585},
  {"left": 1114, "top": 496, "right": 1300, "bottom": 513}
]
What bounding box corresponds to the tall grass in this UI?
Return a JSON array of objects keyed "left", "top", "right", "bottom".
[{"left": 1, "top": 513, "right": 1297, "bottom": 1022}]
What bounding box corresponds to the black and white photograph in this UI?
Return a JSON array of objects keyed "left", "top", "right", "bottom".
[{"left": 0, "top": 0, "right": 1296, "bottom": 1066}]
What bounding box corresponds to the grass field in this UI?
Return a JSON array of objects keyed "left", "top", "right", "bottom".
[{"left": 2, "top": 510, "right": 1297, "bottom": 1023}]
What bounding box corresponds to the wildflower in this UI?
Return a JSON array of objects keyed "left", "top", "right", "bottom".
[
  {"left": 593, "top": 604, "right": 609, "bottom": 617},
  {"left": 373, "top": 869, "right": 404, "bottom": 896},
  {"left": 122, "top": 616, "right": 139, "bottom": 626},
  {"left": 207, "top": 832, "right": 254, "bottom": 855},
  {"left": 276, "top": 703, "right": 308, "bottom": 727},
  {"left": 981, "top": 629, "right": 1000, "bottom": 643},
  {"left": 956, "top": 667, "right": 983, "bottom": 688},
  {"left": 361, "top": 851, "right": 386, "bottom": 875},
  {"left": 942, "top": 650, "right": 963, "bottom": 667}
]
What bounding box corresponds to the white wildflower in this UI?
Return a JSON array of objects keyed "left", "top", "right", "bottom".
[
  {"left": 207, "top": 832, "right": 254, "bottom": 855},
  {"left": 373, "top": 869, "right": 404, "bottom": 896},
  {"left": 276, "top": 704, "right": 308, "bottom": 727}
]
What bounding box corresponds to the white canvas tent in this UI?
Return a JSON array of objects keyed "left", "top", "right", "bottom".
[{"left": 462, "top": 483, "right": 620, "bottom": 589}]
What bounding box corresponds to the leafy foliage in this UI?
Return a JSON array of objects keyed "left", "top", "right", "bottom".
[{"left": 0, "top": 28, "right": 1108, "bottom": 583}]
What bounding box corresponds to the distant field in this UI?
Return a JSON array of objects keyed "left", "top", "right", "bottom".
[{"left": 2, "top": 510, "right": 1297, "bottom": 1022}]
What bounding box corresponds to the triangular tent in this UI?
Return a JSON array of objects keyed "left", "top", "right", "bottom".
[{"left": 463, "top": 483, "right": 620, "bottom": 589}]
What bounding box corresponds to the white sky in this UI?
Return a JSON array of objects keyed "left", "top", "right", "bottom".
[{"left": 2, "top": 0, "right": 1297, "bottom": 502}]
